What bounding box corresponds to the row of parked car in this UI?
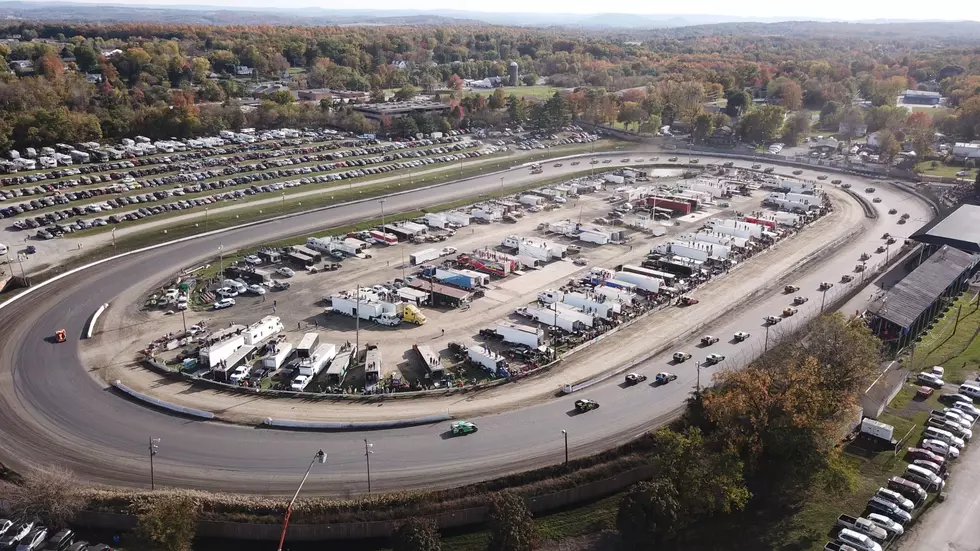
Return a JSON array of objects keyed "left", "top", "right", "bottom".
[
  {"left": 1, "top": 134, "right": 469, "bottom": 201},
  {"left": 0, "top": 521, "right": 106, "bottom": 551},
  {"left": 19, "top": 145, "right": 498, "bottom": 237},
  {"left": 824, "top": 372, "right": 979, "bottom": 551},
  {"left": 4, "top": 140, "right": 483, "bottom": 226}
]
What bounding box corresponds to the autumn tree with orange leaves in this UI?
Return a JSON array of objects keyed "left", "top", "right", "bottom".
[{"left": 701, "top": 313, "right": 878, "bottom": 499}]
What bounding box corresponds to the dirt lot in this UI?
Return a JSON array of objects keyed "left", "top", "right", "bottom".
[{"left": 85, "top": 170, "right": 862, "bottom": 424}]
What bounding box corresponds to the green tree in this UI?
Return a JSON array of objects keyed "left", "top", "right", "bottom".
[
  {"left": 819, "top": 100, "right": 843, "bottom": 127},
  {"left": 392, "top": 517, "right": 441, "bottom": 551},
  {"left": 395, "top": 116, "right": 420, "bottom": 137},
  {"left": 782, "top": 110, "right": 811, "bottom": 146},
  {"left": 618, "top": 101, "right": 648, "bottom": 131},
  {"left": 638, "top": 114, "right": 662, "bottom": 135},
  {"left": 867, "top": 105, "right": 909, "bottom": 133},
  {"left": 134, "top": 494, "right": 199, "bottom": 551},
  {"left": 617, "top": 481, "right": 681, "bottom": 549},
  {"left": 370, "top": 88, "right": 386, "bottom": 103},
  {"left": 488, "top": 87, "right": 507, "bottom": 110},
  {"left": 73, "top": 42, "right": 99, "bottom": 73},
  {"left": 877, "top": 130, "right": 901, "bottom": 164},
  {"left": 738, "top": 105, "right": 786, "bottom": 143},
  {"left": 394, "top": 85, "right": 418, "bottom": 102},
  {"left": 724, "top": 89, "right": 752, "bottom": 117},
  {"left": 692, "top": 113, "right": 714, "bottom": 143},
  {"left": 266, "top": 90, "right": 294, "bottom": 105},
  {"left": 521, "top": 73, "right": 537, "bottom": 86},
  {"left": 487, "top": 492, "right": 536, "bottom": 551}
]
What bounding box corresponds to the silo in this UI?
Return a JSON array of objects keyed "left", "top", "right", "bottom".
[{"left": 508, "top": 61, "right": 519, "bottom": 87}]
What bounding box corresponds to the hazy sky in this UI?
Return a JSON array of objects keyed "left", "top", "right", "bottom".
[{"left": 23, "top": 0, "right": 980, "bottom": 21}]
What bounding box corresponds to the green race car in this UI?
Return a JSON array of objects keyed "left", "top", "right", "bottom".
[
  {"left": 575, "top": 399, "right": 600, "bottom": 413},
  {"left": 451, "top": 421, "right": 478, "bottom": 435}
]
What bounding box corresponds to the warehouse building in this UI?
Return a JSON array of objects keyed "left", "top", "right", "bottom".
[{"left": 902, "top": 90, "right": 942, "bottom": 105}]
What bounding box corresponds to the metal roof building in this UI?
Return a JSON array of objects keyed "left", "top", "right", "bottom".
[
  {"left": 910, "top": 204, "right": 980, "bottom": 253},
  {"left": 867, "top": 246, "right": 978, "bottom": 347}
]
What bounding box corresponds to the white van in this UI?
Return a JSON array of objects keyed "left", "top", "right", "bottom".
[
  {"left": 837, "top": 528, "right": 882, "bottom": 551},
  {"left": 904, "top": 464, "right": 944, "bottom": 492},
  {"left": 957, "top": 383, "right": 980, "bottom": 399},
  {"left": 923, "top": 426, "right": 966, "bottom": 449},
  {"left": 222, "top": 279, "right": 247, "bottom": 294}
]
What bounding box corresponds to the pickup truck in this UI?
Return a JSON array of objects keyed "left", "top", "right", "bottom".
[{"left": 835, "top": 514, "right": 888, "bottom": 542}]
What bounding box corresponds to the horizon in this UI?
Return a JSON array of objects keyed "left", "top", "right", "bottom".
[{"left": 4, "top": 0, "right": 980, "bottom": 23}]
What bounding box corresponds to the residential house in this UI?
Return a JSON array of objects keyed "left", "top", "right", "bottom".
[
  {"left": 235, "top": 65, "right": 255, "bottom": 76},
  {"left": 838, "top": 121, "right": 868, "bottom": 138},
  {"left": 706, "top": 126, "right": 736, "bottom": 147},
  {"left": 8, "top": 59, "right": 33, "bottom": 75},
  {"left": 902, "top": 90, "right": 941, "bottom": 105}
]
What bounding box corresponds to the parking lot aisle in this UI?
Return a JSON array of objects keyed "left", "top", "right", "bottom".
[{"left": 897, "top": 444, "right": 980, "bottom": 551}]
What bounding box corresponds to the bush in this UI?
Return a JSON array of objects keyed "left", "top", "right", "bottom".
[
  {"left": 5, "top": 465, "right": 86, "bottom": 529},
  {"left": 133, "top": 494, "right": 199, "bottom": 551},
  {"left": 487, "top": 492, "right": 537, "bottom": 551}
]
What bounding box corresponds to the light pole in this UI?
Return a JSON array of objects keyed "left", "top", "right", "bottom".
[
  {"left": 820, "top": 288, "right": 829, "bottom": 313},
  {"left": 148, "top": 437, "right": 160, "bottom": 490},
  {"left": 695, "top": 361, "right": 701, "bottom": 396},
  {"left": 500, "top": 176, "right": 504, "bottom": 195},
  {"left": 764, "top": 324, "right": 770, "bottom": 352},
  {"left": 111, "top": 227, "right": 116, "bottom": 249},
  {"left": 277, "top": 450, "right": 326, "bottom": 551},
  {"left": 561, "top": 429, "right": 568, "bottom": 465},
  {"left": 364, "top": 439, "right": 374, "bottom": 494},
  {"left": 204, "top": 207, "right": 209, "bottom": 231},
  {"left": 281, "top": 192, "right": 286, "bottom": 215},
  {"left": 379, "top": 198, "right": 387, "bottom": 238},
  {"left": 218, "top": 244, "right": 224, "bottom": 279}
]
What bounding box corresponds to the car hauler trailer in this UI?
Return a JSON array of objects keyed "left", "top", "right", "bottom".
[
  {"left": 325, "top": 349, "right": 352, "bottom": 386},
  {"left": 467, "top": 345, "right": 510, "bottom": 376},
  {"left": 613, "top": 271, "right": 662, "bottom": 293},
  {"left": 410, "top": 248, "right": 442, "bottom": 265},
  {"left": 413, "top": 344, "right": 445, "bottom": 380},
  {"left": 495, "top": 322, "right": 544, "bottom": 348},
  {"left": 297, "top": 343, "right": 336, "bottom": 377}
]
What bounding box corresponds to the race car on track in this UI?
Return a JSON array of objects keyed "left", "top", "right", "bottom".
[
  {"left": 700, "top": 335, "right": 720, "bottom": 346},
  {"left": 624, "top": 373, "right": 648, "bottom": 385},
  {"left": 733, "top": 331, "right": 751, "bottom": 342},
  {"left": 793, "top": 296, "right": 809, "bottom": 305},
  {"left": 841, "top": 274, "right": 854, "bottom": 283},
  {"left": 872, "top": 197, "right": 882, "bottom": 203},
  {"left": 784, "top": 285, "right": 800, "bottom": 293},
  {"left": 655, "top": 372, "right": 678, "bottom": 385},
  {"left": 575, "top": 399, "right": 600, "bottom": 413},
  {"left": 55, "top": 329, "right": 67, "bottom": 343},
  {"left": 451, "top": 421, "right": 478, "bottom": 435},
  {"left": 678, "top": 296, "right": 699, "bottom": 306},
  {"left": 764, "top": 315, "right": 781, "bottom": 325},
  {"left": 704, "top": 353, "right": 726, "bottom": 365},
  {"left": 672, "top": 351, "right": 693, "bottom": 362}
]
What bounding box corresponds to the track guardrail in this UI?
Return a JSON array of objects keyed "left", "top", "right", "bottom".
[
  {"left": 85, "top": 302, "right": 109, "bottom": 339},
  {"left": 112, "top": 380, "right": 215, "bottom": 420},
  {"left": 262, "top": 414, "right": 451, "bottom": 431}
]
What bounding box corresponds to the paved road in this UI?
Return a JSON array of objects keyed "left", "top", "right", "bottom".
[{"left": 0, "top": 151, "right": 933, "bottom": 496}]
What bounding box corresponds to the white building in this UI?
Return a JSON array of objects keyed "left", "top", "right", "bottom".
[{"left": 952, "top": 142, "right": 980, "bottom": 161}]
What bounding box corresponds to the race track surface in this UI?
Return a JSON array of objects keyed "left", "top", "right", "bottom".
[{"left": 0, "top": 151, "right": 933, "bottom": 495}]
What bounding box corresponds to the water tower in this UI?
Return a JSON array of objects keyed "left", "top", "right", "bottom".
[{"left": 508, "top": 61, "right": 519, "bottom": 87}]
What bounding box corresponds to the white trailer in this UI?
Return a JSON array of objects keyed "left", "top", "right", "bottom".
[
  {"left": 519, "top": 194, "right": 543, "bottom": 207},
  {"left": 711, "top": 219, "right": 764, "bottom": 239},
  {"left": 562, "top": 292, "right": 619, "bottom": 319},
  {"left": 262, "top": 343, "right": 294, "bottom": 370},
  {"left": 410, "top": 248, "right": 441, "bottom": 265},
  {"left": 201, "top": 335, "right": 247, "bottom": 369},
  {"left": 593, "top": 285, "right": 636, "bottom": 304},
  {"left": 365, "top": 346, "right": 383, "bottom": 390},
  {"left": 613, "top": 271, "right": 662, "bottom": 293},
  {"left": 244, "top": 315, "right": 283, "bottom": 346},
  {"left": 471, "top": 208, "right": 502, "bottom": 222},
  {"left": 524, "top": 305, "right": 580, "bottom": 333},
  {"left": 604, "top": 174, "right": 625, "bottom": 185},
  {"left": 297, "top": 343, "right": 337, "bottom": 377},
  {"left": 537, "top": 289, "right": 564, "bottom": 304},
  {"left": 579, "top": 230, "right": 611, "bottom": 245},
  {"left": 466, "top": 345, "right": 509, "bottom": 375},
  {"left": 553, "top": 302, "right": 595, "bottom": 327},
  {"left": 413, "top": 344, "right": 445, "bottom": 380},
  {"left": 495, "top": 322, "right": 545, "bottom": 348},
  {"left": 445, "top": 212, "right": 471, "bottom": 227},
  {"left": 330, "top": 292, "right": 391, "bottom": 320},
  {"left": 424, "top": 213, "right": 448, "bottom": 229}
]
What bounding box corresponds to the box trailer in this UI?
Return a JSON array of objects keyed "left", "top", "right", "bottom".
[
  {"left": 325, "top": 350, "right": 352, "bottom": 386},
  {"left": 297, "top": 343, "right": 337, "bottom": 377},
  {"left": 368, "top": 230, "right": 398, "bottom": 245},
  {"left": 446, "top": 212, "right": 471, "bottom": 227},
  {"left": 413, "top": 344, "right": 445, "bottom": 380},
  {"left": 200, "top": 335, "right": 247, "bottom": 369},
  {"left": 604, "top": 174, "right": 625, "bottom": 185},
  {"left": 467, "top": 345, "right": 510, "bottom": 376},
  {"left": 410, "top": 248, "right": 442, "bottom": 265},
  {"left": 495, "top": 322, "right": 545, "bottom": 348},
  {"left": 562, "top": 292, "right": 619, "bottom": 319},
  {"left": 424, "top": 213, "right": 448, "bottom": 229},
  {"left": 296, "top": 333, "right": 320, "bottom": 359},
  {"left": 331, "top": 293, "right": 389, "bottom": 320},
  {"left": 262, "top": 343, "right": 294, "bottom": 370},
  {"left": 519, "top": 194, "right": 543, "bottom": 207},
  {"left": 365, "top": 345, "right": 383, "bottom": 390},
  {"left": 523, "top": 305, "right": 584, "bottom": 333},
  {"left": 244, "top": 315, "right": 283, "bottom": 346},
  {"left": 579, "top": 230, "right": 611, "bottom": 245}
]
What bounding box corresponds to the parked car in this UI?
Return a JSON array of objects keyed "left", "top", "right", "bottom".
[
  {"left": 212, "top": 297, "right": 236, "bottom": 310},
  {"left": 917, "top": 372, "right": 945, "bottom": 388},
  {"left": 866, "top": 496, "right": 912, "bottom": 524},
  {"left": 43, "top": 529, "right": 75, "bottom": 551},
  {"left": 247, "top": 284, "right": 267, "bottom": 295},
  {"left": 0, "top": 523, "right": 11, "bottom": 539},
  {"left": 865, "top": 513, "right": 904, "bottom": 538},
  {"left": 837, "top": 528, "right": 882, "bottom": 551},
  {"left": 15, "top": 527, "right": 48, "bottom": 551},
  {"left": 276, "top": 267, "right": 295, "bottom": 277},
  {"left": 875, "top": 488, "right": 914, "bottom": 511},
  {"left": 243, "top": 255, "right": 262, "bottom": 265}
]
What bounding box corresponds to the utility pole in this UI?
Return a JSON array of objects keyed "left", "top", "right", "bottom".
[
  {"left": 379, "top": 198, "right": 387, "bottom": 237},
  {"left": 281, "top": 192, "right": 286, "bottom": 215},
  {"left": 277, "top": 450, "right": 326, "bottom": 551},
  {"left": 180, "top": 308, "right": 187, "bottom": 335},
  {"left": 355, "top": 285, "right": 361, "bottom": 361},
  {"left": 695, "top": 361, "right": 701, "bottom": 396},
  {"left": 561, "top": 429, "right": 568, "bottom": 465},
  {"left": 111, "top": 227, "right": 116, "bottom": 249},
  {"left": 364, "top": 439, "right": 374, "bottom": 494},
  {"left": 953, "top": 304, "right": 963, "bottom": 336},
  {"left": 820, "top": 288, "right": 829, "bottom": 313},
  {"left": 218, "top": 244, "right": 224, "bottom": 279},
  {"left": 764, "top": 324, "right": 770, "bottom": 352},
  {"left": 148, "top": 437, "right": 160, "bottom": 490},
  {"left": 204, "top": 207, "right": 209, "bottom": 231}
]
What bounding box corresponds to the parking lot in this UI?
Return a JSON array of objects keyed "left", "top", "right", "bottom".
[{"left": 133, "top": 163, "right": 828, "bottom": 399}]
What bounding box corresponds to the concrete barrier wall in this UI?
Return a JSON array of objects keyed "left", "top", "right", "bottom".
[
  {"left": 112, "top": 380, "right": 215, "bottom": 419},
  {"left": 85, "top": 303, "right": 109, "bottom": 339},
  {"left": 75, "top": 464, "right": 655, "bottom": 540}
]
